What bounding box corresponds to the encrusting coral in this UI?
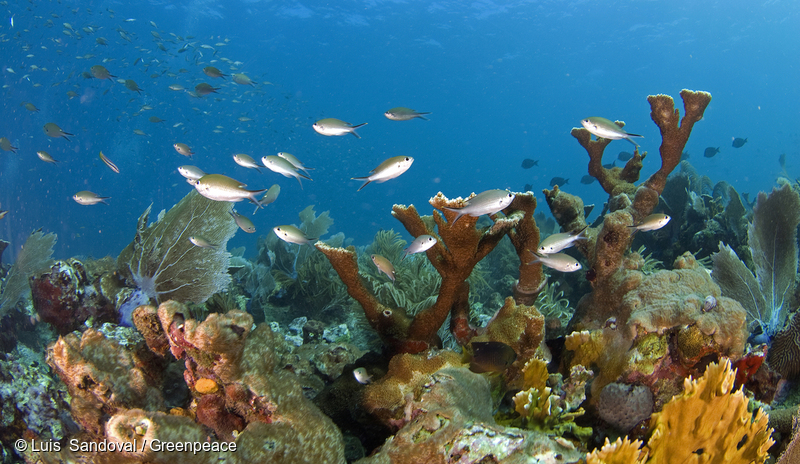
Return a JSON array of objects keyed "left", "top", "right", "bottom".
[
  {"left": 587, "top": 359, "right": 774, "bottom": 464},
  {"left": 317, "top": 191, "right": 546, "bottom": 357},
  {"left": 116, "top": 190, "right": 239, "bottom": 305}
]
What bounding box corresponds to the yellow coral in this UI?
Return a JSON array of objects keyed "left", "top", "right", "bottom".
[
  {"left": 591, "top": 359, "right": 774, "bottom": 463},
  {"left": 587, "top": 437, "right": 646, "bottom": 464},
  {"left": 647, "top": 359, "right": 773, "bottom": 463}
]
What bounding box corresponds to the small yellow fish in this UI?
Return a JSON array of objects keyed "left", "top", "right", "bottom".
[{"left": 371, "top": 254, "right": 396, "bottom": 282}]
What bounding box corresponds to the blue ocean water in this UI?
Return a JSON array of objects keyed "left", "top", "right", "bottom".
[{"left": 0, "top": 0, "right": 797, "bottom": 262}]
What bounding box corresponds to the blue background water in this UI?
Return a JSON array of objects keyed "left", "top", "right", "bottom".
[{"left": 0, "top": 0, "right": 797, "bottom": 262}]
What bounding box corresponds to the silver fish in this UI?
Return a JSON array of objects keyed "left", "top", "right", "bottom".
[
  {"left": 629, "top": 213, "right": 671, "bottom": 231},
  {"left": 273, "top": 225, "right": 317, "bottom": 245},
  {"left": 444, "top": 189, "right": 515, "bottom": 224},
  {"left": 73, "top": 190, "right": 109, "bottom": 205},
  {"left": 384, "top": 107, "right": 430, "bottom": 121},
  {"left": 189, "top": 236, "right": 216, "bottom": 248},
  {"left": 403, "top": 234, "right": 437, "bottom": 259},
  {"left": 580, "top": 117, "right": 643, "bottom": 147},
  {"left": 193, "top": 174, "right": 266, "bottom": 206},
  {"left": 178, "top": 165, "right": 206, "bottom": 184},
  {"left": 261, "top": 155, "right": 312, "bottom": 189},
  {"left": 353, "top": 156, "right": 414, "bottom": 191},
  {"left": 229, "top": 209, "right": 256, "bottom": 233},
  {"left": 528, "top": 252, "right": 582, "bottom": 272},
  {"left": 312, "top": 118, "right": 367, "bottom": 138},
  {"left": 277, "top": 152, "right": 313, "bottom": 177},
  {"left": 537, "top": 226, "right": 588, "bottom": 254},
  {"left": 233, "top": 153, "right": 261, "bottom": 171},
  {"left": 253, "top": 184, "right": 280, "bottom": 214},
  {"left": 353, "top": 367, "right": 372, "bottom": 384}
]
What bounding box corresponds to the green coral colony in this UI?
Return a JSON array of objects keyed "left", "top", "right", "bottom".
[{"left": 3, "top": 89, "right": 800, "bottom": 464}]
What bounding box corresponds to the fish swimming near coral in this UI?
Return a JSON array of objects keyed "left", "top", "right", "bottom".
[
  {"left": 443, "top": 189, "right": 515, "bottom": 224},
  {"left": 521, "top": 158, "right": 538, "bottom": 169},
  {"left": 229, "top": 209, "right": 256, "bottom": 233},
  {"left": 273, "top": 225, "right": 317, "bottom": 245},
  {"left": 371, "top": 254, "right": 396, "bottom": 282},
  {"left": 628, "top": 213, "right": 671, "bottom": 231},
  {"left": 402, "top": 234, "right": 437, "bottom": 260},
  {"left": 528, "top": 252, "right": 582, "bottom": 272},
  {"left": 537, "top": 226, "right": 588, "bottom": 254},
  {"left": 580, "top": 175, "right": 595, "bottom": 185},
  {"left": 704, "top": 147, "right": 720, "bottom": 158},
  {"left": 193, "top": 174, "right": 267, "bottom": 206},
  {"left": 72, "top": 190, "right": 109, "bottom": 205},
  {"left": 581, "top": 116, "right": 643, "bottom": 147},
  {"left": 550, "top": 177, "right": 569, "bottom": 187},
  {"left": 352, "top": 156, "right": 414, "bottom": 191},
  {"left": 617, "top": 151, "right": 633, "bottom": 161},
  {"left": 464, "top": 341, "right": 517, "bottom": 373},
  {"left": 188, "top": 236, "right": 216, "bottom": 248},
  {"left": 353, "top": 367, "right": 373, "bottom": 384},
  {"left": 178, "top": 165, "right": 206, "bottom": 183},
  {"left": 732, "top": 137, "right": 748, "bottom": 148}
]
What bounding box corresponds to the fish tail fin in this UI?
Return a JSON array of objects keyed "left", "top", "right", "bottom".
[
  {"left": 353, "top": 177, "right": 371, "bottom": 191},
  {"left": 298, "top": 171, "right": 313, "bottom": 181},
  {"left": 418, "top": 113, "right": 431, "bottom": 121},
  {"left": 350, "top": 123, "right": 367, "bottom": 138}
]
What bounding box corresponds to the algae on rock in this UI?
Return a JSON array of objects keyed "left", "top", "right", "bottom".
[{"left": 117, "top": 190, "right": 239, "bottom": 304}]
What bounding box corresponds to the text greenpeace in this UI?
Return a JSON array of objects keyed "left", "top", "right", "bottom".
[{"left": 66, "top": 439, "right": 237, "bottom": 454}]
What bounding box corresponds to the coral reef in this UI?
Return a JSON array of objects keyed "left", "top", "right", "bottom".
[
  {"left": 29, "top": 258, "right": 117, "bottom": 335},
  {"left": 589, "top": 360, "right": 773, "bottom": 464},
  {"left": 317, "top": 191, "right": 545, "bottom": 355},
  {"left": 116, "top": 190, "right": 239, "bottom": 305},
  {"left": 359, "top": 356, "right": 583, "bottom": 464}
]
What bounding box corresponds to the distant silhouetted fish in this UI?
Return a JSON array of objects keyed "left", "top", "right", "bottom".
[
  {"left": 521, "top": 158, "right": 539, "bottom": 169},
  {"left": 617, "top": 151, "right": 633, "bottom": 161},
  {"left": 704, "top": 147, "right": 720, "bottom": 158},
  {"left": 523, "top": 183, "right": 533, "bottom": 192},
  {"left": 603, "top": 161, "right": 616, "bottom": 169},
  {"left": 681, "top": 151, "right": 691, "bottom": 160},
  {"left": 580, "top": 175, "right": 596, "bottom": 184},
  {"left": 550, "top": 177, "right": 569, "bottom": 186},
  {"left": 732, "top": 137, "right": 748, "bottom": 148}
]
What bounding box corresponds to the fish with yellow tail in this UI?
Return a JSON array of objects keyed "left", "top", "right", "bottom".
[
  {"left": 443, "top": 189, "right": 515, "bottom": 224},
  {"left": 272, "top": 225, "right": 317, "bottom": 246},
  {"left": 193, "top": 174, "right": 267, "bottom": 207},
  {"left": 312, "top": 118, "right": 367, "bottom": 138},
  {"left": 580, "top": 117, "right": 643, "bottom": 147},
  {"left": 353, "top": 156, "right": 414, "bottom": 191},
  {"left": 629, "top": 213, "right": 671, "bottom": 231}
]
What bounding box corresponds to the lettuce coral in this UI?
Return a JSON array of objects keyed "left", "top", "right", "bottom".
[{"left": 116, "top": 190, "right": 239, "bottom": 304}]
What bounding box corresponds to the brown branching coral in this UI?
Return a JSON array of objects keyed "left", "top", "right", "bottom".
[{"left": 317, "top": 191, "right": 545, "bottom": 354}]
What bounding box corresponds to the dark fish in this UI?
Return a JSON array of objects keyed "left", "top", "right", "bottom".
[
  {"left": 603, "top": 161, "right": 616, "bottom": 169},
  {"left": 465, "top": 341, "right": 517, "bottom": 373},
  {"left": 732, "top": 137, "right": 748, "bottom": 148},
  {"left": 523, "top": 183, "right": 533, "bottom": 192},
  {"left": 617, "top": 151, "right": 633, "bottom": 161},
  {"left": 681, "top": 151, "right": 691, "bottom": 161},
  {"left": 779, "top": 153, "right": 786, "bottom": 170},
  {"left": 521, "top": 158, "right": 539, "bottom": 169},
  {"left": 704, "top": 147, "right": 720, "bottom": 158},
  {"left": 584, "top": 204, "right": 595, "bottom": 217},
  {"left": 580, "top": 175, "right": 596, "bottom": 185},
  {"left": 550, "top": 177, "right": 569, "bottom": 186}
]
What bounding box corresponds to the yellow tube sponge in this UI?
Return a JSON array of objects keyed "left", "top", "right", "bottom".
[{"left": 647, "top": 359, "right": 773, "bottom": 464}]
